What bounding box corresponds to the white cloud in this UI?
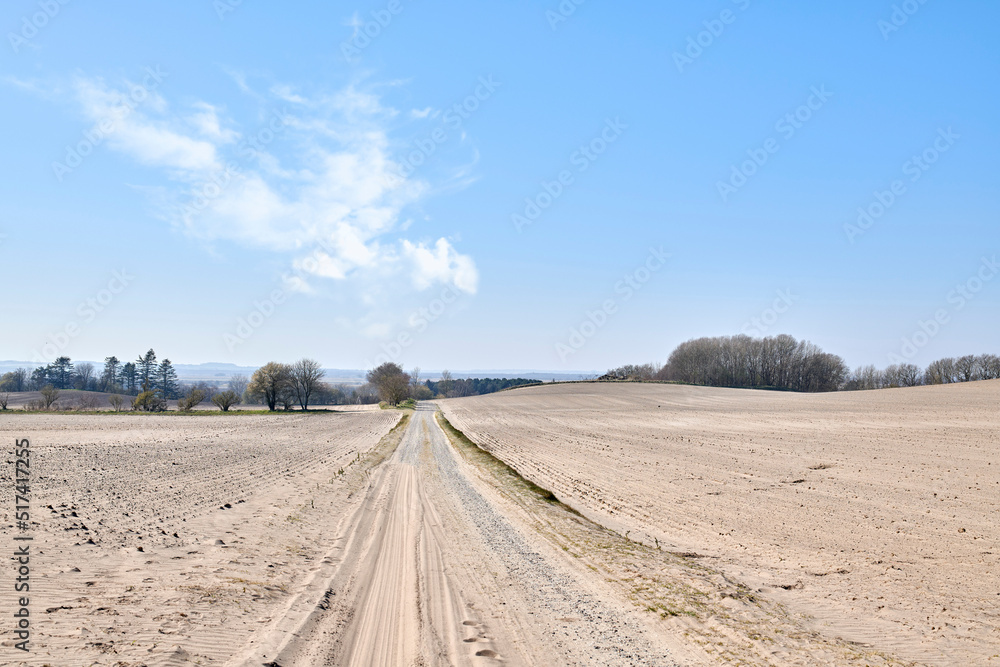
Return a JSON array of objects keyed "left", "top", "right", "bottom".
[
  {"left": 62, "top": 74, "right": 479, "bottom": 326},
  {"left": 188, "top": 102, "right": 239, "bottom": 143},
  {"left": 74, "top": 77, "right": 220, "bottom": 172},
  {"left": 402, "top": 238, "right": 479, "bottom": 294}
]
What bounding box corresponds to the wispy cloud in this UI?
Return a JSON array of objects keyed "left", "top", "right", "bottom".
[{"left": 60, "top": 73, "right": 479, "bottom": 328}]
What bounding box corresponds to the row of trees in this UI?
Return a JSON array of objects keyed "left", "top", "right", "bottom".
[
  {"left": 423, "top": 375, "right": 540, "bottom": 397},
  {"left": 247, "top": 359, "right": 327, "bottom": 411},
  {"left": 603, "top": 335, "right": 1000, "bottom": 393},
  {"left": 364, "top": 363, "right": 542, "bottom": 406},
  {"left": 0, "top": 350, "right": 180, "bottom": 398},
  {"left": 646, "top": 334, "right": 849, "bottom": 392},
  {"left": 844, "top": 354, "right": 1000, "bottom": 390}
]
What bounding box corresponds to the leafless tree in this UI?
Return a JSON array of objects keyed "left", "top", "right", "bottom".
[
  {"left": 955, "top": 355, "right": 978, "bottom": 382},
  {"left": 177, "top": 389, "right": 206, "bottom": 412},
  {"left": 212, "top": 390, "right": 240, "bottom": 411},
  {"left": 659, "top": 335, "right": 846, "bottom": 392},
  {"left": 77, "top": 393, "right": 101, "bottom": 410},
  {"left": 108, "top": 394, "right": 125, "bottom": 412},
  {"left": 40, "top": 385, "right": 60, "bottom": 410},
  {"left": 290, "top": 358, "right": 325, "bottom": 410},
  {"left": 924, "top": 358, "right": 957, "bottom": 385},
  {"left": 228, "top": 374, "right": 249, "bottom": 403},
  {"left": 0, "top": 393, "right": 9, "bottom": 410},
  {"left": 438, "top": 370, "right": 454, "bottom": 398},
  {"left": 75, "top": 362, "right": 96, "bottom": 390},
  {"left": 979, "top": 354, "right": 1000, "bottom": 380}
]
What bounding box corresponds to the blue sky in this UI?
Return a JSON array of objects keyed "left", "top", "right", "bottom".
[{"left": 1, "top": 0, "right": 997, "bottom": 372}]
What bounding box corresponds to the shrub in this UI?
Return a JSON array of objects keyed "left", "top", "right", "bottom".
[
  {"left": 77, "top": 394, "right": 101, "bottom": 411},
  {"left": 211, "top": 390, "right": 240, "bottom": 412},
  {"left": 133, "top": 391, "right": 166, "bottom": 412},
  {"left": 177, "top": 389, "right": 206, "bottom": 412},
  {"left": 108, "top": 395, "right": 126, "bottom": 412}
]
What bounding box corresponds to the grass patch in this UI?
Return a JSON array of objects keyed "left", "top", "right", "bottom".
[
  {"left": 380, "top": 399, "right": 417, "bottom": 410},
  {"left": 435, "top": 411, "right": 576, "bottom": 511}
]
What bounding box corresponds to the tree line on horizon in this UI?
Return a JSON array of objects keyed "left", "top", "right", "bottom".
[
  {"left": 0, "top": 354, "right": 541, "bottom": 412},
  {"left": 363, "top": 363, "right": 539, "bottom": 407},
  {"left": 601, "top": 334, "right": 1000, "bottom": 392}
]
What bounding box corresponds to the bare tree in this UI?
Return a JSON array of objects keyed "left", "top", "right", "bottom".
[
  {"left": 40, "top": 385, "right": 60, "bottom": 410},
  {"left": 0, "top": 393, "right": 9, "bottom": 410},
  {"left": 955, "top": 355, "right": 978, "bottom": 382},
  {"left": 228, "top": 374, "right": 249, "bottom": 403},
  {"left": 77, "top": 393, "right": 101, "bottom": 410},
  {"left": 924, "top": 358, "right": 957, "bottom": 385},
  {"left": 438, "top": 370, "right": 454, "bottom": 398},
  {"left": 979, "top": 354, "right": 1000, "bottom": 380},
  {"left": 108, "top": 395, "right": 125, "bottom": 412},
  {"left": 177, "top": 389, "right": 206, "bottom": 412},
  {"left": 290, "top": 358, "right": 325, "bottom": 410},
  {"left": 660, "top": 335, "right": 847, "bottom": 392},
  {"left": 75, "top": 362, "right": 96, "bottom": 390},
  {"left": 248, "top": 362, "right": 292, "bottom": 411},
  {"left": 212, "top": 390, "right": 240, "bottom": 412}
]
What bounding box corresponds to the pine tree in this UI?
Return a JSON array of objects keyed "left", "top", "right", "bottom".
[
  {"left": 156, "top": 359, "right": 178, "bottom": 400},
  {"left": 101, "top": 356, "right": 121, "bottom": 392},
  {"left": 136, "top": 349, "right": 157, "bottom": 391},
  {"left": 51, "top": 356, "right": 75, "bottom": 389},
  {"left": 119, "top": 362, "right": 138, "bottom": 395}
]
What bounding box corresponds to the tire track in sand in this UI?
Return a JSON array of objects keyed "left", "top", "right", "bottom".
[{"left": 255, "top": 403, "right": 679, "bottom": 666}]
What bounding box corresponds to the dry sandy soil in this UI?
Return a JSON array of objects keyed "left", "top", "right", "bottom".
[
  {"left": 0, "top": 390, "right": 379, "bottom": 412},
  {"left": 0, "top": 409, "right": 402, "bottom": 665},
  {"left": 2, "top": 381, "right": 996, "bottom": 666},
  {"left": 440, "top": 381, "right": 1000, "bottom": 666}
]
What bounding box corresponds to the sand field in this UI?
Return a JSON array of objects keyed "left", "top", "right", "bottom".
[{"left": 440, "top": 381, "right": 1000, "bottom": 665}]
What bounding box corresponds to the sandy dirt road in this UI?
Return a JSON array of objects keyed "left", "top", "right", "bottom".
[{"left": 253, "top": 404, "right": 681, "bottom": 666}]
